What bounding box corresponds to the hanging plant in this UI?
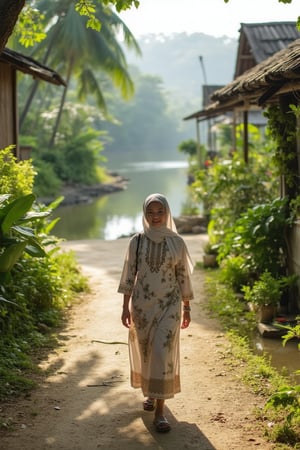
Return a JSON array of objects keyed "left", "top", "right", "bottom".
[{"left": 264, "top": 104, "right": 299, "bottom": 198}]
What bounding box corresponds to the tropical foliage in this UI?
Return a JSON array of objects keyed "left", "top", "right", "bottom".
[
  {"left": 15, "top": 0, "right": 140, "bottom": 147},
  {"left": 192, "top": 149, "right": 278, "bottom": 243},
  {"left": 194, "top": 141, "right": 300, "bottom": 445},
  {"left": 0, "top": 148, "right": 88, "bottom": 399},
  {"left": 218, "top": 197, "right": 291, "bottom": 277},
  {"left": 0, "top": 193, "right": 47, "bottom": 280}
]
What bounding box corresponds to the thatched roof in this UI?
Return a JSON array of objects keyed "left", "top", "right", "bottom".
[
  {"left": 211, "top": 38, "right": 300, "bottom": 107},
  {"left": 0, "top": 48, "right": 66, "bottom": 86},
  {"left": 184, "top": 38, "right": 300, "bottom": 121}
]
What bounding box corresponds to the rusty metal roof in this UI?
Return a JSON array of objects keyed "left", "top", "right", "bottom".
[{"left": 0, "top": 48, "right": 66, "bottom": 86}]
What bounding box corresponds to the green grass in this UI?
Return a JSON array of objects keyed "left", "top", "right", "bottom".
[{"left": 203, "top": 270, "right": 300, "bottom": 447}]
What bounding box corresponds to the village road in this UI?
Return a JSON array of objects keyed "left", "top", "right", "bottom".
[{"left": 1, "top": 235, "right": 275, "bottom": 450}]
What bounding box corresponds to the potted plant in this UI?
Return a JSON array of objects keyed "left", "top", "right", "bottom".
[
  {"left": 242, "top": 271, "right": 282, "bottom": 323},
  {"left": 203, "top": 242, "right": 218, "bottom": 267}
]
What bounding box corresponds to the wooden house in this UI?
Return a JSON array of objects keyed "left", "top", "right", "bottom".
[
  {"left": 184, "top": 22, "right": 300, "bottom": 158},
  {"left": 0, "top": 47, "right": 65, "bottom": 159}
]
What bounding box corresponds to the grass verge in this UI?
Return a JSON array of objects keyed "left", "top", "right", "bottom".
[{"left": 203, "top": 268, "right": 300, "bottom": 448}]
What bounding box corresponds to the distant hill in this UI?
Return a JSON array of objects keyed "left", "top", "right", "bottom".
[
  {"left": 125, "top": 32, "right": 238, "bottom": 108},
  {"left": 104, "top": 32, "right": 238, "bottom": 160}
]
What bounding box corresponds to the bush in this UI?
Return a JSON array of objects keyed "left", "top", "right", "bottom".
[
  {"left": 33, "top": 160, "right": 62, "bottom": 197},
  {"left": 219, "top": 255, "right": 250, "bottom": 292},
  {"left": 218, "top": 197, "right": 290, "bottom": 277},
  {"left": 0, "top": 146, "right": 35, "bottom": 198},
  {"left": 1, "top": 249, "right": 89, "bottom": 335},
  {"left": 192, "top": 151, "right": 278, "bottom": 243},
  {"left": 0, "top": 149, "right": 89, "bottom": 399}
]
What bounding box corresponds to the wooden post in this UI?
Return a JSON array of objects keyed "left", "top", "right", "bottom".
[
  {"left": 232, "top": 110, "right": 237, "bottom": 153},
  {"left": 196, "top": 118, "right": 202, "bottom": 168},
  {"left": 243, "top": 110, "right": 249, "bottom": 164}
]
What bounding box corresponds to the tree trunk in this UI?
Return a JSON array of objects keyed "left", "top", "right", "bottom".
[
  {"left": 19, "top": 17, "right": 60, "bottom": 131},
  {"left": 0, "top": 0, "right": 25, "bottom": 53},
  {"left": 48, "top": 56, "right": 73, "bottom": 148}
]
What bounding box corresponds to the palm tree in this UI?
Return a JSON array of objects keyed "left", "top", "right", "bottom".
[{"left": 19, "top": 0, "right": 140, "bottom": 147}]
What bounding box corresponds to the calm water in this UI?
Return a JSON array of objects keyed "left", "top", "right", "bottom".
[{"left": 52, "top": 159, "right": 191, "bottom": 240}]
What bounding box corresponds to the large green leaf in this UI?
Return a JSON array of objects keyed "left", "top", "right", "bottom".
[
  {"left": 44, "top": 217, "right": 60, "bottom": 234},
  {"left": 1, "top": 194, "right": 35, "bottom": 234},
  {"left": 20, "top": 210, "right": 51, "bottom": 222},
  {"left": 0, "top": 242, "right": 27, "bottom": 272},
  {"left": 12, "top": 225, "right": 36, "bottom": 238},
  {"left": 25, "top": 243, "right": 46, "bottom": 257}
]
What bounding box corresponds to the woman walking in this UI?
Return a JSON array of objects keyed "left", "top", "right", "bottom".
[{"left": 118, "top": 193, "right": 194, "bottom": 432}]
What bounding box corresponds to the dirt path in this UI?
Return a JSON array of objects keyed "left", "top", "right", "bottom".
[{"left": 0, "top": 235, "right": 275, "bottom": 450}]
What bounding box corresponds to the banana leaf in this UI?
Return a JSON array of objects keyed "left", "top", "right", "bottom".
[
  {"left": 0, "top": 242, "right": 27, "bottom": 272},
  {"left": 0, "top": 194, "right": 35, "bottom": 234}
]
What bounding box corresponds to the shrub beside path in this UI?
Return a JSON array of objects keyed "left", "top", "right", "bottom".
[{"left": 1, "top": 235, "right": 274, "bottom": 449}]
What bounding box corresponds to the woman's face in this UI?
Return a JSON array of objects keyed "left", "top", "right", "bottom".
[{"left": 145, "top": 201, "right": 167, "bottom": 228}]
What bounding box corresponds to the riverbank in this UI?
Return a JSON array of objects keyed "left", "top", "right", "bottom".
[
  {"left": 0, "top": 236, "right": 275, "bottom": 450},
  {"left": 39, "top": 172, "right": 129, "bottom": 206}
]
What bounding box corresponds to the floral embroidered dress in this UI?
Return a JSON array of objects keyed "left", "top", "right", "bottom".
[{"left": 118, "top": 231, "right": 194, "bottom": 399}]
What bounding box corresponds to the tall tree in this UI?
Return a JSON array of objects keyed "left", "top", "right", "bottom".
[
  {"left": 0, "top": 1, "right": 140, "bottom": 52},
  {"left": 18, "top": 0, "right": 140, "bottom": 147}
]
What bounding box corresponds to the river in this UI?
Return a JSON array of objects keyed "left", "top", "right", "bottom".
[{"left": 52, "top": 159, "right": 192, "bottom": 240}]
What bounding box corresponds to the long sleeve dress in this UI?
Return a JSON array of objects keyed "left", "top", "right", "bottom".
[{"left": 118, "top": 232, "right": 194, "bottom": 399}]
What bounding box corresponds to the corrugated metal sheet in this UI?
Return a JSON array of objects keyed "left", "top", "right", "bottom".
[
  {"left": 245, "top": 22, "right": 300, "bottom": 61},
  {"left": 235, "top": 22, "right": 300, "bottom": 77}
]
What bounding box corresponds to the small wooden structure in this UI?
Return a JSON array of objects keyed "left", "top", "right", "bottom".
[{"left": 0, "top": 47, "right": 65, "bottom": 159}]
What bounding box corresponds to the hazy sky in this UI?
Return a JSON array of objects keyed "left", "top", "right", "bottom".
[{"left": 119, "top": 0, "right": 300, "bottom": 38}]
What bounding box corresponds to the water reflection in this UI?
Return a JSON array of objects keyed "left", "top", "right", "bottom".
[
  {"left": 53, "top": 160, "right": 190, "bottom": 240},
  {"left": 254, "top": 334, "right": 300, "bottom": 377}
]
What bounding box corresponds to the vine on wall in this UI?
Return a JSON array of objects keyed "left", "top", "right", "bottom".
[{"left": 264, "top": 100, "right": 299, "bottom": 199}]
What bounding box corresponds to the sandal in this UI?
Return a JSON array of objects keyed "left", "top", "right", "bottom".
[
  {"left": 153, "top": 415, "right": 171, "bottom": 433},
  {"left": 143, "top": 398, "right": 156, "bottom": 411}
]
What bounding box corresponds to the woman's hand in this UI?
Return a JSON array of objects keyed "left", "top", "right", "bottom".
[
  {"left": 121, "top": 307, "right": 131, "bottom": 328},
  {"left": 181, "top": 311, "right": 191, "bottom": 329}
]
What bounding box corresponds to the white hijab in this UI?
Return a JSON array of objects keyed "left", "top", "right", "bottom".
[{"left": 142, "top": 193, "right": 193, "bottom": 273}]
